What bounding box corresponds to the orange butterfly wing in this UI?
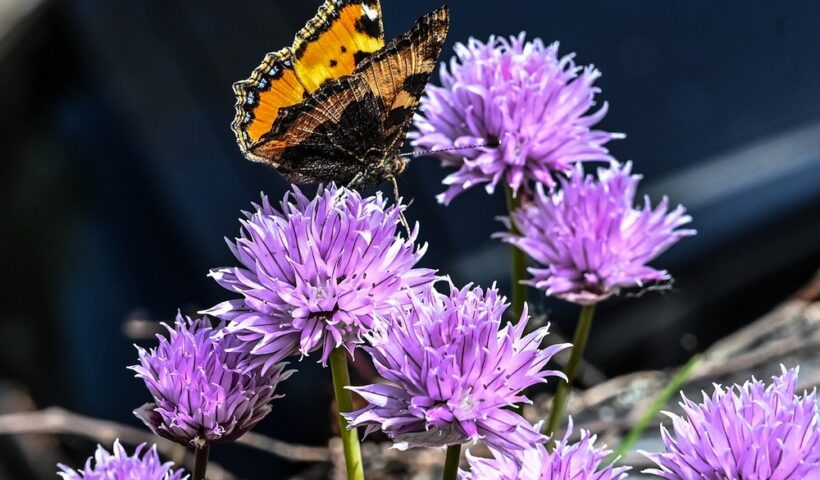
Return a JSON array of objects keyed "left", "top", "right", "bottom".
[{"left": 232, "top": 0, "right": 385, "bottom": 164}]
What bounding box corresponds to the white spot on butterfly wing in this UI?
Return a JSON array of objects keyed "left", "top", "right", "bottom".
[{"left": 362, "top": 4, "right": 378, "bottom": 20}]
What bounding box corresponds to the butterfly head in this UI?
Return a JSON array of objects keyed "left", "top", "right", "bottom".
[
  {"left": 386, "top": 153, "right": 407, "bottom": 176},
  {"left": 364, "top": 147, "right": 406, "bottom": 176},
  {"left": 344, "top": 150, "right": 407, "bottom": 192}
]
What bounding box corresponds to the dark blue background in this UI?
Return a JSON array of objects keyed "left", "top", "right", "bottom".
[{"left": 1, "top": 0, "right": 819, "bottom": 477}]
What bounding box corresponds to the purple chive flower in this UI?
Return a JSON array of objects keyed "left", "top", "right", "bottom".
[
  {"left": 58, "top": 440, "right": 186, "bottom": 480},
  {"left": 206, "top": 184, "right": 435, "bottom": 367},
  {"left": 460, "top": 420, "right": 630, "bottom": 480},
  {"left": 131, "top": 315, "right": 292, "bottom": 448},
  {"left": 345, "top": 283, "right": 569, "bottom": 457},
  {"left": 645, "top": 366, "right": 820, "bottom": 480},
  {"left": 410, "top": 33, "right": 623, "bottom": 204},
  {"left": 498, "top": 162, "right": 695, "bottom": 305}
]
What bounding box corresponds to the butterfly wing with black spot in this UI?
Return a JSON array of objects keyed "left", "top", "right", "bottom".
[
  {"left": 292, "top": 0, "right": 384, "bottom": 91},
  {"left": 353, "top": 5, "right": 450, "bottom": 153},
  {"left": 249, "top": 74, "right": 387, "bottom": 186},
  {"left": 232, "top": 0, "right": 385, "bottom": 164}
]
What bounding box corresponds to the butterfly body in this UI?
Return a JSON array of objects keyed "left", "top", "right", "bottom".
[{"left": 232, "top": 0, "right": 449, "bottom": 190}]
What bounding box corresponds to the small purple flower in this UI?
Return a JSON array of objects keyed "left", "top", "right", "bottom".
[
  {"left": 206, "top": 184, "right": 435, "bottom": 367},
  {"left": 410, "top": 33, "right": 623, "bottom": 204},
  {"left": 58, "top": 440, "right": 187, "bottom": 479},
  {"left": 345, "top": 282, "right": 569, "bottom": 457},
  {"left": 644, "top": 366, "right": 820, "bottom": 480},
  {"left": 460, "top": 421, "right": 630, "bottom": 480},
  {"left": 131, "top": 315, "right": 292, "bottom": 448},
  {"left": 498, "top": 162, "right": 695, "bottom": 305}
]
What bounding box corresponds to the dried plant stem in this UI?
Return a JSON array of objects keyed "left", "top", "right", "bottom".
[
  {"left": 193, "top": 443, "right": 210, "bottom": 480},
  {"left": 442, "top": 444, "right": 462, "bottom": 480},
  {"left": 545, "top": 304, "right": 596, "bottom": 442},
  {"left": 0, "top": 406, "right": 327, "bottom": 464},
  {"left": 504, "top": 185, "right": 527, "bottom": 322},
  {"left": 330, "top": 348, "right": 365, "bottom": 480}
]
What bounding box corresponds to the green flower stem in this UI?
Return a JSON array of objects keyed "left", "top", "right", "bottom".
[
  {"left": 442, "top": 444, "right": 462, "bottom": 480},
  {"left": 607, "top": 354, "right": 702, "bottom": 464},
  {"left": 545, "top": 304, "right": 596, "bottom": 443},
  {"left": 192, "top": 443, "right": 210, "bottom": 480},
  {"left": 504, "top": 185, "right": 528, "bottom": 322},
  {"left": 330, "top": 348, "right": 365, "bottom": 480}
]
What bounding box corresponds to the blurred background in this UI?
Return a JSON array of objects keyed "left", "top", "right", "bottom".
[{"left": 1, "top": 0, "right": 819, "bottom": 477}]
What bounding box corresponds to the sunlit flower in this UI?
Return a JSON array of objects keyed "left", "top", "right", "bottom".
[
  {"left": 411, "top": 33, "right": 622, "bottom": 204},
  {"left": 644, "top": 366, "right": 820, "bottom": 480},
  {"left": 498, "top": 162, "right": 694, "bottom": 305},
  {"left": 57, "top": 440, "right": 186, "bottom": 479},
  {"left": 345, "top": 283, "right": 569, "bottom": 457},
  {"left": 132, "top": 315, "right": 292, "bottom": 448},
  {"left": 206, "top": 184, "right": 435, "bottom": 367},
  {"left": 461, "top": 421, "right": 629, "bottom": 480}
]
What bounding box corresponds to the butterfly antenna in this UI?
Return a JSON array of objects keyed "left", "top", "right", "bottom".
[{"left": 400, "top": 140, "right": 500, "bottom": 158}]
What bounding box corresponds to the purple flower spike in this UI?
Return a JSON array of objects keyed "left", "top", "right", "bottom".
[
  {"left": 345, "top": 282, "right": 569, "bottom": 457},
  {"left": 206, "top": 184, "right": 435, "bottom": 367},
  {"left": 498, "top": 162, "right": 695, "bottom": 305},
  {"left": 410, "top": 33, "right": 623, "bottom": 204},
  {"left": 461, "top": 420, "right": 630, "bottom": 480},
  {"left": 645, "top": 366, "right": 820, "bottom": 480},
  {"left": 131, "top": 315, "right": 292, "bottom": 448},
  {"left": 58, "top": 440, "right": 187, "bottom": 479}
]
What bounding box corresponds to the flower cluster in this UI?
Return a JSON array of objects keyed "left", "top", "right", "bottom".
[
  {"left": 461, "top": 421, "right": 629, "bottom": 480},
  {"left": 411, "top": 33, "right": 622, "bottom": 204},
  {"left": 645, "top": 367, "right": 820, "bottom": 479},
  {"left": 345, "top": 283, "right": 569, "bottom": 457},
  {"left": 207, "top": 184, "right": 435, "bottom": 367},
  {"left": 499, "top": 162, "right": 695, "bottom": 305},
  {"left": 132, "top": 315, "right": 292, "bottom": 448},
  {"left": 57, "top": 16, "right": 816, "bottom": 480},
  {"left": 58, "top": 440, "right": 186, "bottom": 480}
]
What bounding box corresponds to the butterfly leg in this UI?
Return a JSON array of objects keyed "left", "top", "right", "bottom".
[
  {"left": 390, "top": 176, "right": 411, "bottom": 236},
  {"left": 346, "top": 171, "right": 367, "bottom": 191},
  {"left": 398, "top": 212, "right": 410, "bottom": 236},
  {"left": 345, "top": 168, "right": 384, "bottom": 192},
  {"left": 345, "top": 173, "right": 410, "bottom": 235}
]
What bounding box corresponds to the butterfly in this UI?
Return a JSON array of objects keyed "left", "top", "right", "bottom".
[{"left": 232, "top": 0, "right": 450, "bottom": 192}]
